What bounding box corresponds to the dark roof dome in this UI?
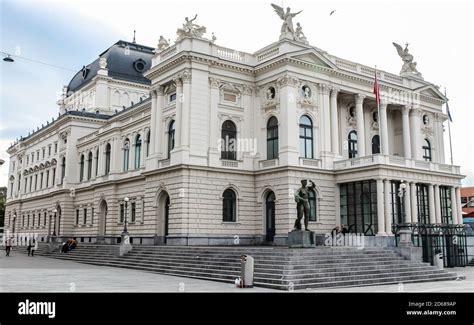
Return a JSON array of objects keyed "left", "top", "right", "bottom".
[{"left": 67, "top": 40, "right": 155, "bottom": 94}]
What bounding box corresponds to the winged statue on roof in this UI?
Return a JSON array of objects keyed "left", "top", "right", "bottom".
[{"left": 392, "top": 42, "right": 422, "bottom": 78}]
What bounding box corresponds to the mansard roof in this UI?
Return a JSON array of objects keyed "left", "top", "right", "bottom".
[{"left": 67, "top": 40, "right": 155, "bottom": 94}]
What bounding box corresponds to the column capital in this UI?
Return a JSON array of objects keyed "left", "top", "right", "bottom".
[
  {"left": 379, "top": 99, "right": 388, "bottom": 109},
  {"left": 151, "top": 90, "right": 157, "bottom": 98},
  {"left": 355, "top": 93, "right": 365, "bottom": 104},
  {"left": 410, "top": 107, "right": 423, "bottom": 117},
  {"left": 318, "top": 83, "right": 331, "bottom": 95},
  {"left": 330, "top": 86, "right": 340, "bottom": 97},
  {"left": 180, "top": 69, "right": 192, "bottom": 84},
  {"left": 173, "top": 77, "right": 183, "bottom": 87},
  {"left": 277, "top": 74, "right": 299, "bottom": 88},
  {"left": 209, "top": 77, "right": 219, "bottom": 89},
  {"left": 401, "top": 105, "right": 410, "bottom": 115}
]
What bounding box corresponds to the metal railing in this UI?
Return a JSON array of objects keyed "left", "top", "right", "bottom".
[{"left": 392, "top": 223, "right": 469, "bottom": 267}]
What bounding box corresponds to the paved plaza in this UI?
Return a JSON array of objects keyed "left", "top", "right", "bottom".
[{"left": 0, "top": 252, "right": 473, "bottom": 292}]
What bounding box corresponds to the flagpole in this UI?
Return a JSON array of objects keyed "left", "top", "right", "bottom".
[
  {"left": 445, "top": 88, "right": 454, "bottom": 165},
  {"left": 375, "top": 65, "right": 382, "bottom": 155}
]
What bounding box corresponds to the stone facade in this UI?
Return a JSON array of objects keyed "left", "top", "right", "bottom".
[{"left": 4, "top": 17, "right": 464, "bottom": 246}]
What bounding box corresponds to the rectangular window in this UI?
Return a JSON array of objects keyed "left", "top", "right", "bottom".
[
  {"left": 48, "top": 145, "right": 51, "bottom": 156},
  {"left": 120, "top": 203, "right": 125, "bottom": 223},
  {"left": 27, "top": 156, "right": 29, "bottom": 165},
  {"left": 40, "top": 173, "right": 43, "bottom": 189},
  {"left": 91, "top": 207, "right": 94, "bottom": 225},
  {"left": 339, "top": 180, "right": 378, "bottom": 235},
  {"left": 44, "top": 212, "right": 47, "bottom": 226},
  {"left": 416, "top": 184, "right": 429, "bottom": 224},
  {"left": 131, "top": 202, "right": 136, "bottom": 222},
  {"left": 169, "top": 93, "right": 177, "bottom": 102},
  {"left": 46, "top": 170, "right": 49, "bottom": 188},
  {"left": 24, "top": 177, "right": 28, "bottom": 193},
  {"left": 390, "top": 181, "right": 404, "bottom": 225},
  {"left": 31, "top": 153, "right": 34, "bottom": 163},
  {"left": 37, "top": 151, "right": 39, "bottom": 160},
  {"left": 34, "top": 175, "right": 38, "bottom": 191},
  {"left": 439, "top": 186, "right": 452, "bottom": 224},
  {"left": 54, "top": 143, "right": 58, "bottom": 153},
  {"left": 29, "top": 176, "right": 32, "bottom": 192},
  {"left": 83, "top": 208, "right": 87, "bottom": 225},
  {"left": 42, "top": 148, "right": 45, "bottom": 158},
  {"left": 32, "top": 213, "right": 35, "bottom": 227},
  {"left": 52, "top": 168, "right": 56, "bottom": 186},
  {"left": 76, "top": 209, "right": 80, "bottom": 225}
]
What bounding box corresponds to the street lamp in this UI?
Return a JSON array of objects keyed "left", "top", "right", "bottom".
[{"left": 122, "top": 197, "right": 129, "bottom": 235}]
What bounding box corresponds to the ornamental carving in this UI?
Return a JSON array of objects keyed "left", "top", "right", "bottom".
[{"left": 276, "top": 74, "right": 299, "bottom": 87}]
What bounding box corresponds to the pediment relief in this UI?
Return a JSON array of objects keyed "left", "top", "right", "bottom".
[
  {"left": 416, "top": 85, "right": 445, "bottom": 100},
  {"left": 291, "top": 53, "right": 334, "bottom": 69}
]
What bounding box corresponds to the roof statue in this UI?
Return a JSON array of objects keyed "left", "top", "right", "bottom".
[
  {"left": 392, "top": 42, "right": 423, "bottom": 79},
  {"left": 177, "top": 14, "right": 207, "bottom": 40},
  {"left": 271, "top": 4, "right": 303, "bottom": 41},
  {"left": 156, "top": 36, "right": 170, "bottom": 52}
]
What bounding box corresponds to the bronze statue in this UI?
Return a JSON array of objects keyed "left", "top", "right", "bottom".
[{"left": 293, "top": 179, "right": 315, "bottom": 231}]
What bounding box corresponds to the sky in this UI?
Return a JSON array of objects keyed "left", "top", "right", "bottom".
[{"left": 0, "top": 0, "right": 473, "bottom": 187}]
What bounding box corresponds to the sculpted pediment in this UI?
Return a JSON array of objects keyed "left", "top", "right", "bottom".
[
  {"left": 416, "top": 84, "right": 445, "bottom": 100},
  {"left": 288, "top": 49, "right": 337, "bottom": 69}
]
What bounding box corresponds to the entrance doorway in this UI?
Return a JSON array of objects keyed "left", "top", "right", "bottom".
[
  {"left": 155, "top": 191, "right": 170, "bottom": 244},
  {"left": 98, "top": 200, "right": 108, "bottom": 237},
  {"left": 265, "top": 191, "right": 276, "bottom": 242}
]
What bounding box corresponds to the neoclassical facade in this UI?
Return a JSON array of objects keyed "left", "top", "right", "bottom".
[{"left": 4, "top": 13, "right": 464, "bottom": 246}]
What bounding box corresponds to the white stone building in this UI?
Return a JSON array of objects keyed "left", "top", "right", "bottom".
[{"left": 4, "top": 14, "right": 464, "bottom": 247}]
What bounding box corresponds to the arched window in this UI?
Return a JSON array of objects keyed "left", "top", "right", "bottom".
[
  {"left": 308, "top": 189, "right": 317, "bottom": 221},
  {"left": 422, "top": 139, "right": 432, "bottom": 161},
  {"left": 146, "top": 130, "right": 151, "bottom": 157},
  {"left": 123, "top": 139, "right": 130, "bottom": 171},
  {"left": 61, "top": 157, "right": 66, "bottom": 181},
  {"left": 105, "top": 143, "right": 111, "bottom": 175},
  {"left": 267, "top": 116, "right": 279, "bottom": 160},
  {"left": 371, "top": 135, "right": 380, "bottom": 154},
  {"left": 95, "top": 148, "right": 99, "bottom": 176},
  {"left": 299, "top": 115, "right": 313, "bottom": 159},
  {"left": 348, "top": 130, "right": 358, "bottom": 158},
  {"left": 87, "top": 151, "right": 93, "bottom": 180},
  {"left": 135, "top": 134, "right": 142, "bottom": 169},
  {"left": 222, "top": 188, "right": 237, "bottom": 222},
  {"left": 221, "top": 120, "right": 237, "bottom": 160},
  {"left": 168, "top": 120, "right": 175, "bottom": 158},
  {"left": 79, "top": 154, "right": 85, "bottom": 182}
]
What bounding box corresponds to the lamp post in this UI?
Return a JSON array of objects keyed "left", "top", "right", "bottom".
[{"left": 122, "top": 197, "right": 129, "bottom": 235}]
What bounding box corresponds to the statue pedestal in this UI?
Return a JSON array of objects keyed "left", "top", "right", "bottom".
[{"left": 287, "top": 230, "right": 316, "bottom": 248}]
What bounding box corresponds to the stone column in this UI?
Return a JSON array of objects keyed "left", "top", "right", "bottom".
[
  {"left": 379, "top": 100, "right": 389, "bottom": 155},
  {"left": 376, "top": 179, "right": 386, "bottom": 235},
  {"left": 434, "top": 185, "right": 442, "bottom": 223},
  {"left": 401, "top": 106, "right": 412, "bottom": 158},
  {"left": 330, "top": 87, "right": 340, "bottom": 155},
  {"left": 140, "top": 130, "right": 146, "bottom": 168},
  {"left": 156, "top": 88, "right": 164, "bottom": 158},
  {"left": 450, "top": 187, "right": 458, "bottom": 224},
  {"left": 174, "top": 78, "right": 183, "bottom": 149},
  {"left": 149, "top": 90, "right": 157, "bottom": 156},
  {"left": 410, "top": 108, "right": 422, "bottom": 160},
  {"left": 410, "top": 182, "right": 418, "bottom": 223},
  {"left": 181, "top": 70, "right": 191, "bottom": 150},
  {"left": 91, "top": 147, "right": 97, "bottom": 180},
  {"left": 321, "top": 84, "right": 331, "bottom": 154},
  {"left": 208, "top": 78, "right": 220, "bottom": 166},
  {"left": 428, "top": 184, "right": 436, "bottom": 224},
  {"left": 384, "top": 179, "right": 392, "bottom": 234},
  {"left": 404, "top": 182, "right": 412, "bottom": 223},
  {"left": 355, "top": 94, "right": 366, "bottom": 156},
  {"left": 97, "top": 143, "right": 104, "bottom": 176},
  {"left": 436, "top": 113, "right": 446, "bottom": 164},
  {"left": 277, "top": 75, "right": 299, "bottom": 165},
  {"left": 456, "top": 187, "right": 463, "bottom": 225}
]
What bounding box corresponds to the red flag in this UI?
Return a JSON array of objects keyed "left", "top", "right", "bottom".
[{"left": 373, "top": 70, "right": 380, "bottom": 104}]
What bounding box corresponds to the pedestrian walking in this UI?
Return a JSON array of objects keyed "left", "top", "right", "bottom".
[{"left": 5, "top": 237, "right": 12, "bottom": 256}]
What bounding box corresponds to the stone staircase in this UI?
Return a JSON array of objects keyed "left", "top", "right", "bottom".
[{"left": 23, "top": 243, "right": 462, "bottom": 290}]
